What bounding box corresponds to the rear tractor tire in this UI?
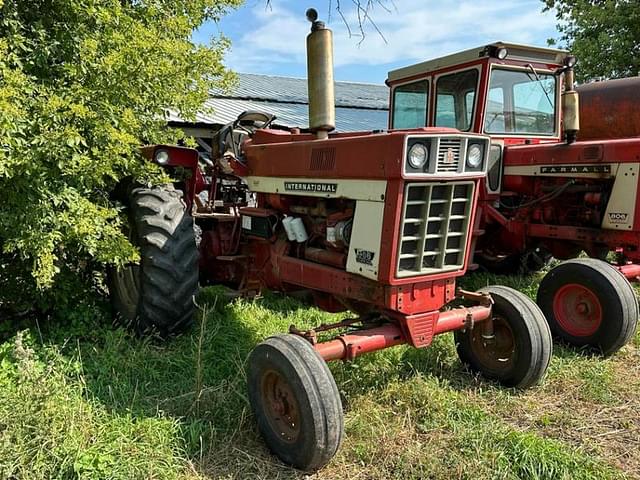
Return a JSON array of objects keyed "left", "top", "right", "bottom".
[
  {"left": 537, "top": 258, "right": 638, "bottom": 355},
  {"left": 108, "top": 185, "right": 199, "bottom": 335},
  {"left": 247, "top": 334, "right": 344, "bottom": 471},
  {"left": 455, "top": 286, "right": 553, "bottom": 389}
]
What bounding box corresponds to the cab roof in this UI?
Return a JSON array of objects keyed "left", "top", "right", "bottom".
[{"left": 387, "top": 42, "right": 569, "bottom": 84}]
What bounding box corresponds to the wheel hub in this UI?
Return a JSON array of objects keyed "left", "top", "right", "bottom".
[
  {"left": 470, "top": 315, "right": 516, "bottom": 370},
  {"left": 261, "top": 370, "right": 301, "bottom": 443},
  {"left": 553, "top": 283, "right": 602, "bottom": 337}
]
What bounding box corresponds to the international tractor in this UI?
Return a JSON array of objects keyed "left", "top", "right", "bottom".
[
  {"left": 108, "top": 12, "right": 552, "bottom": 471},
  {"left": 386, "top": 43, "right": 639, "bottom": 357}
]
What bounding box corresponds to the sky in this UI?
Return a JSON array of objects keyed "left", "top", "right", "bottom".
[{"left": 193, "top": 0, "right": 560, "bottom": 84}]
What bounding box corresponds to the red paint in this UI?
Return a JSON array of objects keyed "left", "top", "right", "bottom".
[
  {"left": 434, "top": 305, "right": 492, "bottom": 334},
  {"left": 387, "top": 46, "right": 640, "bottom": 279},
  {"left": 616, "top": 263, "right": 640, "bottom": 280},
  {"left": 552, "top": 283, "right": 603, "bottom": 337},
  {"left": 384, "top": 279, "right": 455, "bottom": 314},
  {"left": 304, "top": 247, "right": 347, "bottom": 269},
  {"left": 246, "top": 128, "right": 463, "bottom": 180},
  {"left": 577, "top": 77, "right": 640, "bottom": 141},
  {"left": 314, "top": 323, "right": 406, "bottom": 361},
  {"left": 313, "top": 304, "right": 492, "bottom": 361}
]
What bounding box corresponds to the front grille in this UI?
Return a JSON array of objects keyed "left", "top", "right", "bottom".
[
  {"left": 397, "top": 181, "right": 474, "bottom": 277},
  {"left": 436, "top": 138, "right": 462, "bottom": 173}
]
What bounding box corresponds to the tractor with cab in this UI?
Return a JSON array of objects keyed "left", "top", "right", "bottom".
[
  {"left": 109, "top": 12, "right": 553, "bottom": 471},
  {"left": 386, "top": 43, "right": 639, "bottom": 356}
]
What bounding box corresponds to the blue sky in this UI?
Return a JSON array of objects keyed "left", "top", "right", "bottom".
[{"left": 194, "top": 0, "right": 559, "bottom": 84}]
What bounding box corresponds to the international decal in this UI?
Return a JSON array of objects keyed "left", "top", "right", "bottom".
[
  {"left": 355, "top": 248, "right": 375, "bottom": 266},
  {"left": 284, "top": 182, "right": 338, "bottom": 193},
  {"left": 539, "top": 165, "right": 611, "bottom": 174},
  {"left": 445, "top": 148, "right": 455, "bottom": 164}
]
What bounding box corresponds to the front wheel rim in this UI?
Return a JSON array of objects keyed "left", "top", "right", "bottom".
[
  {"left": 261, "top": 369, "right": 301, "bottom": 443},
  {"left": 553, "top": 283, "right": 602, "bottom": 337},
  {"left": 470, "top": 315, "right": 516, "bottom": 371}
]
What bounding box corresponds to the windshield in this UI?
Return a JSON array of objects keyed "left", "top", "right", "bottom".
[
  {"left": 392, "top": 80, "right": 429, "bottom": 129},
  {"left": 484, "top": 68, "right": 557, "bottom": 135},
  {"left": 435, "top": 69, "right": 478, "bottom": 131}
]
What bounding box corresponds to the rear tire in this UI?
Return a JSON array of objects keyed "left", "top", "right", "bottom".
[
  {"left": 455, "top": 286, "right": 552, "bottom": 389},
  {"left": 108, "top": 185, "right": 198, "bottom": 335},
  {"left": 537, "top": 258, "right": 638, "bottom": 355},
  {"left": 247, "top": 334, "right": 343, "bottom": 471}
]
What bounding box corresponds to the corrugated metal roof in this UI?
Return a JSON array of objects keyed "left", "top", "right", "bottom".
[
  {"left": 169, "top": 97, "right": 388, "bottom": 132},
  {"left": 168, "top": 73, "right": 389, "bottom": 133},
  {"left": 213, "top": 73, "right": 389, "bottom": 109}
]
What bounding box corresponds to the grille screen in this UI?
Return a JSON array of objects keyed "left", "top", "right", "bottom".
[{"left": 397, "top": 181, "right": 474, "bottom": 277}]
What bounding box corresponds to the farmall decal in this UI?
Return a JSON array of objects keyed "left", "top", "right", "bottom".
[
  {"left": 284, "top": 182, "right": 337, "bottom": 193},
  {"left": 540, "top": 165, "right": 611, "bottom": 174},
  {"left": 608, "top": 212, "right": 629, "bottom": 224}
]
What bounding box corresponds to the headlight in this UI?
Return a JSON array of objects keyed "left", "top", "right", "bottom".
[
  {"left": 154, "top": 149, "right": 170, "bottom": 165},
  {"left": 466, "top": 144, "right": 483, "bottom": 168},
  {"left": 408, "top": 143, "right": 428, "bottom": 169}
]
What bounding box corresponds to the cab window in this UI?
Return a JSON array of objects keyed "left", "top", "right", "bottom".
[
  {"left": 435, "top": 69, "right": 478, "bottom": 131},
  {"left": 484, "top": 68, "right": 556, "bottom": 135},
  {"left": 391, "top": 80, "right": 429, "bottom": 129}
]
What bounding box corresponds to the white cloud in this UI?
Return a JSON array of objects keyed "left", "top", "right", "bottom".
[{"left": 223, "top": 0, "right": 557, "bottom": 76}]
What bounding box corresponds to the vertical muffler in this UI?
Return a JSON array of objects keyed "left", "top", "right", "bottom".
[
  {"left": 306, "top": 8, "right": 335, "bottom": 139},
  {"left": 562, "top": 55, "right": 579, "bottom": 144}
]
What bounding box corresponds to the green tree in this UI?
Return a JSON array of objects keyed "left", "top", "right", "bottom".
[
  {"left": 545, "top": 0, "right": 640, "bottom": 81},
  {"left": 0, "top": 0, "right": 240, "bottom": 312}
]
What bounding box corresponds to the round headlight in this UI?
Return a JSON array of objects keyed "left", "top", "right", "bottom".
[
  {"left": 155, "top": 149, "right": 170, "bottom": 165},
  {"left": 496, "top": 47, "right": 508, "bottom": 60},
  {"left": 408, "top": 143, "right": 428, "bottom": 169},
  {"left": 466, "top": 144, "right": 483, "bottom": 168}
]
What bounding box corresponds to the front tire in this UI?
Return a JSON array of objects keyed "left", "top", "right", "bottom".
[
  {"left": 455, "top": 286, "right": 552, "bottom": 389},
  {"left": 247, "top": 334, "right": 344, "bottom": 471},
  {"left": 537, "top": 258, "right": 638, "bottom": 355},
  {"left": 108, "top": 186, "right": 198, "bottom": 335}
]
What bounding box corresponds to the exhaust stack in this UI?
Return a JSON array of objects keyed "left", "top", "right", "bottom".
[
  {"left": 562, "top": 56, "right": 579, "bottom": 144},
  {"left": 306, "top": 8, "right": 335, "bottom": 140}
]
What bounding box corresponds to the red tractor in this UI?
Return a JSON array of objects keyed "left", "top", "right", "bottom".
[
  {"left": 109, "top": 13, "right": 552, "bottom": 470},
  {"left": 386, "top": 43, "right": 639, "bottom": 356}
]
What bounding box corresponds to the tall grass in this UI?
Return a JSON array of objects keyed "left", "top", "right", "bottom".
[{"left": 0, "top": 275, "right": 637, "bottom": 479}]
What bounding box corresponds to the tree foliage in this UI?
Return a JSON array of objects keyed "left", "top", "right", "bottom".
[
  {"left": 0, "top": 0, "right": 240, "bottom": 311},
  {"left": 545, "top": 0, "right": 640, "bottom": 81}
]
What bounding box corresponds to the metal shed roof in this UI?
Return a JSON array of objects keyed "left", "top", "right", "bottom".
[{"left": 168, "top": 73, "right": 389, "bottom": 133}]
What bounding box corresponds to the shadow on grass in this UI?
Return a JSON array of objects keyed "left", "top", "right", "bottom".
[{"left": 26, "top": 287, "right": 312, "bottom": 479}]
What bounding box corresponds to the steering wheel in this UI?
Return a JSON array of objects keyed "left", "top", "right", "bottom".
[{"left": 213, "top": 110, "right": 276, "bottom": 161}]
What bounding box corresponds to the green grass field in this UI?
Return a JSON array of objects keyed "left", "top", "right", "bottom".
[{"left": 1, "top": 269, "right": 639, "bottom": 479}]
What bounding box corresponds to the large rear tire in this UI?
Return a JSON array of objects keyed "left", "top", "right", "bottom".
[
  {"left": 537, "top": 258, "right": 638, "bottom": 355},
  {"left": 108, "top": 186, "right": 198, "bottom": 335},
  {"left": 247, "top": 334, "right": 344, "bottom": 471},
  {"left": 455, "top": 286, "right": 552, "bottom": 389}
]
